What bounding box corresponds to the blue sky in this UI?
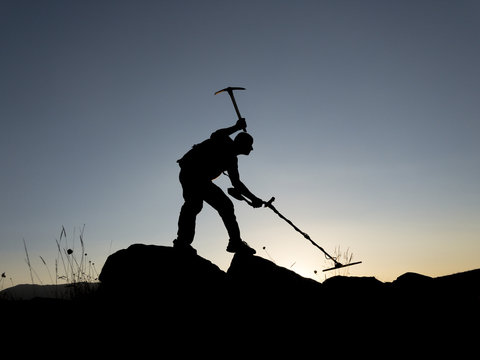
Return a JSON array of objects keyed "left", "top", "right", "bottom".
[{"left": 1, "top": 0, "right": 479, "bottom": 286}]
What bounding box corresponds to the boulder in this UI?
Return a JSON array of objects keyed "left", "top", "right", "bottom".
[
  {"left": 99, "top": 244, "right": 226, "bottom": 304},
  {"left": 227, "top": 253, "right": 322, "bottom": 296}
]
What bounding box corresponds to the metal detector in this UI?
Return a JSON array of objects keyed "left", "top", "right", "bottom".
[{"left": 228, "top": 188, "right": 362, "bottom": 272}]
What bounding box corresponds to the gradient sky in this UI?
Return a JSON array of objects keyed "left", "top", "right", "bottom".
[{"left": 1, "top": 0, "right": 479, "bottom": 286}]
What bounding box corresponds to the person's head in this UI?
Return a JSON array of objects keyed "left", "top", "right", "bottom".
[{"left": 234, "top": 132, "right": 254, "bottom": 155}]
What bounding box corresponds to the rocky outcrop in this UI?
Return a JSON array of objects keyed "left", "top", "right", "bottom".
[
  {"left": 98, "top": 244, "right": 225, "bottom": 304},
  {"left": 97, "top": 244, "right": 480, "bottom": 319},
  {"left": 2, "top": 243, "right": 478, "bottom": 347}
]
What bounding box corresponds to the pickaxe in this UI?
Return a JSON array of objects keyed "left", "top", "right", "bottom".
[{"left": 214, "top": 87, "right": 247, "bottom": 132}]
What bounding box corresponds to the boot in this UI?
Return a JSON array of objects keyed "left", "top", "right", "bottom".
[
  {"left": 226, "top": 239, "right": 256, "bottom": 255},
  {"left": 173, "top": 239, "right": 197, "bottom": 255}
]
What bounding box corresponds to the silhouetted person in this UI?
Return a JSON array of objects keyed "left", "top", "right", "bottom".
[{"left": 174, "top": 118, "right": 263, "bottom": 255}]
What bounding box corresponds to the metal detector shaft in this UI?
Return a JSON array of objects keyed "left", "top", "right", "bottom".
[
  {"left": 265, "top": 201, "right": 362, "bottom": 271},
  {"left": 227, "top": 188, "right": 362, "bottom": 271},
  {"left": 264, "top": 201, "right": 339, "bottom": 265}
]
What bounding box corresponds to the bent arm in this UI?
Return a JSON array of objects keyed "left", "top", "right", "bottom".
[
  {"left": 211, "top": 118, "right": 246, "bottom": 139},
  {"left": 228, "top": 166, "right": 262, "bottom": 205}
]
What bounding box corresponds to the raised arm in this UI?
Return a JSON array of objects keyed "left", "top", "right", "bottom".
[{"left": 211, "top": 118, "right": 246, "bottom": 138}]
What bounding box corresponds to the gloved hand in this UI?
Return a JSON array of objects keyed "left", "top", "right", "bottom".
[
  {"left": 250, "top": 197, "right": 264, "bottom": 208},
  {"left": 236, "top": 118, "right": 247, "bottom": 131}
]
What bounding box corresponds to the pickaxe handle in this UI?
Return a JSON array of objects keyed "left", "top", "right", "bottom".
[
  {"left": 229, "top": 91, "right": 241, "bottom": 117},
  {"left": 215, "top": 87, "right": 247, "bottom": 132},
  {"left": 227, "top": 90, "right": 246, "bottom": 132}
]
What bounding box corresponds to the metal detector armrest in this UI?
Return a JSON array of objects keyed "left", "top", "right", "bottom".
[{"left": 228, "top": 187, "right": 248, "bottom": 202}]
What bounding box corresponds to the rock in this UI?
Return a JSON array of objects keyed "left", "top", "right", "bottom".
[
  {"left": 434, "top": 268, "right": 480, "bottom": 302},
  {"left": 99, "top": 244, "right": 226, "bottom": 304},
  {"left": 392, "top": 272, "right": 433, "bottom": 289},
  {"left": 227, "top": 254, "right": 321, "bottom": 294},
  {"left": 97, "top": 243, "right": 480, "bottom": 323},
  {"left": 226, "top": 253, "right": 323, "bottom": 313}
]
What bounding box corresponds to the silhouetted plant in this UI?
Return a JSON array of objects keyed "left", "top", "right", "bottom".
[
  {"left": 19, "top": 225, "right": 99, "bottom": 299},
  {"left": 316, "top": 246, "right": 357, "bottom": 280}
]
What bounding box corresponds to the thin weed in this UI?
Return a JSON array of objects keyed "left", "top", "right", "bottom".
[
  {"left": 19, "top": 225, "right": 100, "bottom": 299},
  {"left": 315, "top": 246, "right": 357, "bottom": 281}
]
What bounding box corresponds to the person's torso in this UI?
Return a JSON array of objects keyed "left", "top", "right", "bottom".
[{"left": 178, "top": 135, "right": 237, "bottom": 180}]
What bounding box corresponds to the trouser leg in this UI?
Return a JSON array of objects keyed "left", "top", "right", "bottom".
[
  {"left": 176, "top": 172, "right": 203, "bottom": 245},
  {"left": 203, "top": 182, "right": 241, "bottom": 241},
  {"left": 177, "top": 199, "right": 203, "bottom": 244}
]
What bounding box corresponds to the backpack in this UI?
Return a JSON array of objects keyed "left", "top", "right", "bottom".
[{"left": 177, "top": 134, "right": 236, "bottom": 179}]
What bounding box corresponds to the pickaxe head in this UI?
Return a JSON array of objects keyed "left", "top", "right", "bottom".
[
  {"left": 214, "top": 86, "right": 247, "bottom": 130},
  {"left": 214, "top": 87, "right": 246, "bottom": 96}
]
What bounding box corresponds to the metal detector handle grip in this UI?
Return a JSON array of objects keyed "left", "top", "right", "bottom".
[{"left": 264, "top": 197, "right": 275, "bottom": 208}]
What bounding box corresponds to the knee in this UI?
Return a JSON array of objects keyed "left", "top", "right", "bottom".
[
  {"left": 182, "top": 200, "right": 203, "bottom": 215},
  {"left": 218, "top": 199, "right": 235, "bottom": 218}
]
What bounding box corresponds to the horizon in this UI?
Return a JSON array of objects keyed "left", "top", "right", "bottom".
[
  {"left": 2, "top": 240, "right": 479, "bottom": 293},
  {"left": 1, "top": 226, "right": 478, "bottom": 291},
  {"left": 1, "top": 1, "right": 480, "bottom": 287}
]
